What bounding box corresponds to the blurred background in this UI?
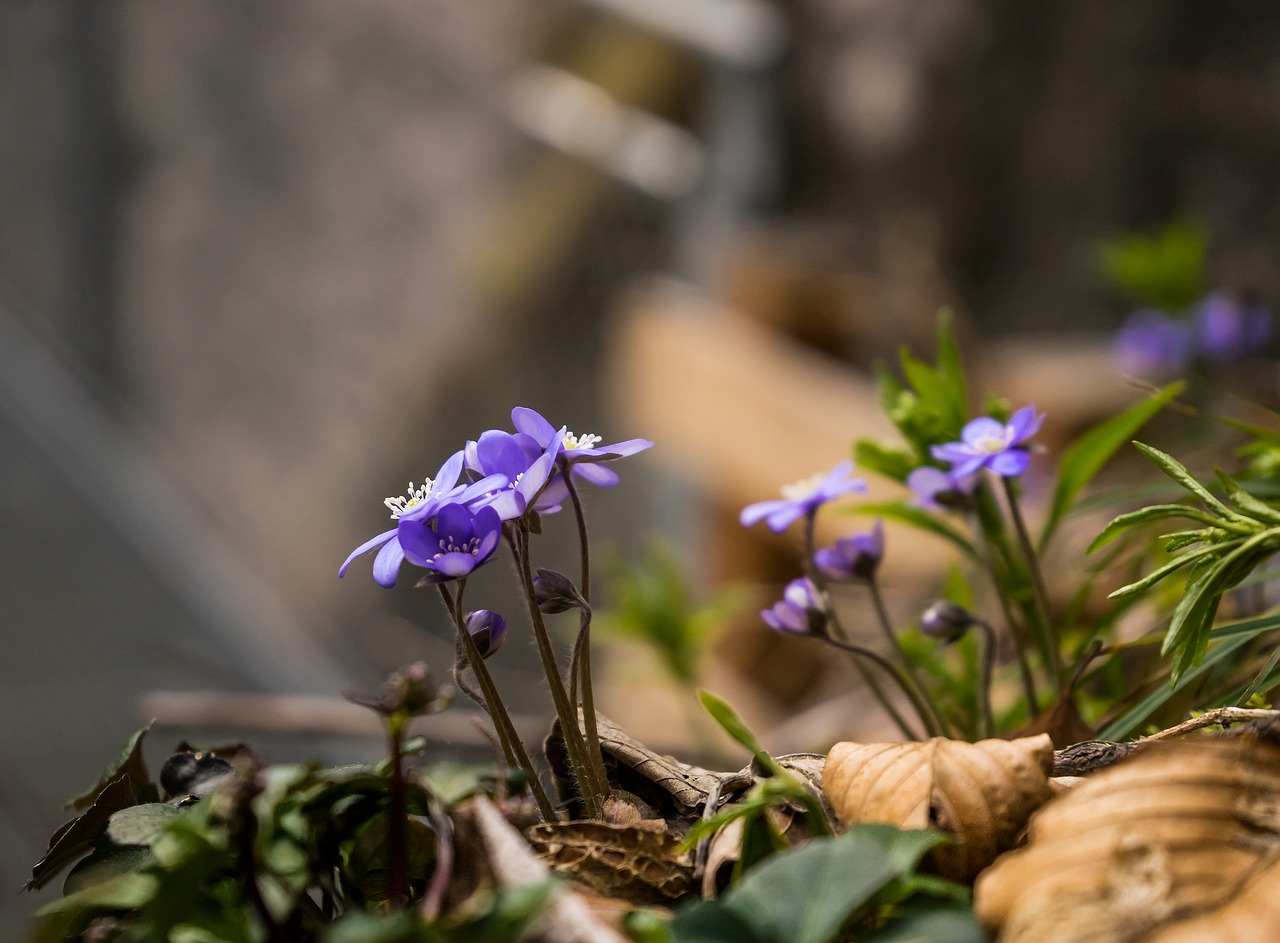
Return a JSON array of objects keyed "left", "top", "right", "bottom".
[{"left": 5, "top": 0, "right": 1280, "bottom": 932}]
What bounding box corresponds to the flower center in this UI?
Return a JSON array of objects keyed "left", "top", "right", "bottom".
[
  {"left": 973, "top": 431, "right": 1012, "bottom": 455},
  {"left": 563, "top": 430, "right": 603, "bottom": 451},
  {"left": 432, "top": 535, "right": 481, "bottom": 560},
  {"left": 780, "top": 472, "right": 823, "bottom": 502},
  {"left": 384, "top": 478, "right": 435, "bottom": 519}
]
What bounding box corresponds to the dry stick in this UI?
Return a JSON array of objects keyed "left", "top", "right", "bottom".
[
  {"left": 563, "top": 473, "right": 612, "bottom": 801},
  {"left": 866, "top": 578, "right": 951, "bottom": 737},
  {"left": 514, "top": 524, "right": 601, "bottom": 818},
  {"left": 442, "top": 582, "right": 558, "bottom": 822},
  {"left": 803, "top": 514, "right": 922, "bottom": 740},
  {"left": 1000, "top": 476, "right": 1065, "bottom": 688}
]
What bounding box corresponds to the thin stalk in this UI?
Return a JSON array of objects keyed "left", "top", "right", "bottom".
[
  {"left": 441, "top": 583, "right": 557, "bottom": 822},
  {"left": 385, "top": 713, "right": 409, "bottom": 908},
  {"left": 970, "top": 497, "right": 1040, "bottom": 713},
  {"left": 973, "top": 619, "right": 996, "bottom": 739},
  {"left": 866, "top": 578, "right": 950, "bottom": 737},
  {"left": 514, "top": 524, "right": 601, "bottom": 818},
  {"left": 1000, "top": 477, "right": 1064, "bottom": 688},
  {"left": 804, "top": 513, "right": 922, "bottom": 740},
  {"left": 820, "top": 620, "right": 932, "bottom": 740},
  {"left": 563, "top": 472, "right": 611, "bottom": 799}
]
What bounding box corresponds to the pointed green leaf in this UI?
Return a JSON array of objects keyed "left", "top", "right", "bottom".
[
  {"left": 698, "top": 691, "right": 780, "bottom": 775},
  {"left": 1216, "top": 469, "right": 1280, "bottom": 525},
  {"left": 1087, "top": 502, "right": 1225, "bottom": 554},
  {"left": 933, "top": 310, "right": 968, "bottom": 422},
  {"left": 1042, "top": 383, "right": 1184, "bottom": 549},
  {"left": 106, "top": 803, "right": 182, "bottom": 847},
  {"left": 854, "top": 440, "right": 916, "bottom": 484},
  {"left": 1133, "top": 442, "right": 1245, "bottom": 521},
  {"left": 1107, "top": 541, "right": 1226, "bottom": 599}
]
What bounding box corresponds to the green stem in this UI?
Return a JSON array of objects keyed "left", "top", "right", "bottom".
[
  {"left": 804, "top": 512, "right": 922, "bottom": 740},
  {"left": 821, "top": 623, "right": 932, "bottom": 740},
  {"left": 442, "top": 583, "right": 558, "bottom": 822},
  {"left": 973, "top": 619, "right": 996, "bottom": 739},
  {"left": 866, "top": 578, "right": 950, "bottom": 737},
  {"left": 971, "top": 495, "right": 1040, "bottom": 714},
  {"left": 1000, "top": 476, "right": 1064, "bottom": 689},
  {"left": 563, "top": 472, "right": 611, "bottom": 800},
  {"left": 514, "top": 524, "right": 601, "bottom": 818}
]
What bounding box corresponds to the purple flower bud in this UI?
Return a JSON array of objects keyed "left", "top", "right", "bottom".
[
  {"left": 920, "top": 600, "right": 976, "bottom": 644},
  {"left": 533, "top": 568, "right": 586, "bottom": 613},
  {"left": 906, "top": 466, "right": 977, "bottom": 511},
  {"left": 761, "top": 577, "right": 827, "bottom": 636},
  {"left": 464, "top": 610, "right": 507, "bottom": 659},
  {"left": 814, "top": 519, "right": 885, "bottom": 582}
]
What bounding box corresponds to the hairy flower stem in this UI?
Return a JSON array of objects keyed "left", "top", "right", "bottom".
[
  {"left": 867, "top": 578, "right": 951, "bottom": 737},
  {"left": 822, "top": 615, "right": 929, "bottom": 740},
  {"left": 384, "top": 711, "right": 409, "bottom": 908},
  {"left": 971, "top": 493, "right": 1040, "bottom": 713},
  {"left": 804, "top": 514, "right": 922, "bottom": 739},
  {"left": 1000, "top": 477, "right": 1064, "bottom": 689},
  {"left": 514, "top": 524, "right": 602, "bottom": 818},
  {"left": 440, "top": 583, "right": 557, "bottom": 822},
  {"left": 563, "top": 473, "right": 611, "bottom": 800},
  {"left": 972, "top": 618, "right": 997, "bottom": 739}
]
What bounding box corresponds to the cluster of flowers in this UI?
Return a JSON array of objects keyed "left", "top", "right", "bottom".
[
  {"left": 340, "top": 406, "right": 652, "bottom": 590},
  {"left": 1115, "top": 291, "right": 1271, "bottom": 377},
  {"left": 747, "top": 406, "right": 1043, "bottom": 637}
]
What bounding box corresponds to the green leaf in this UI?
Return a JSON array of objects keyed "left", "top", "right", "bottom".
[
  {"left": 1100, "top": 632, "right": 1255, "bottom": 740},
  {"left": 1107, "top": 540, "right": 1229, "bottom": 599},
  {"left": 1042, "top": 383, "right": 1184, "bottom": 549},
  {"left": 63, "top": 844, "right": 155, "bottom": 895},
  {"left": 673, "top": 831, "right": 900, "bottom": 943},
  {"left": 1087, "top": 503, "right": 1221, "bottom": 555},
  {"left": 1096, "top": 219, "right": 1207, "bottom": 309},
  {"left": 856, "top": 502, "right": 976, "bottom": 558},
  {"left": 27, "top": 773, "right": 139, "bottom": 891},
  {"left": 852, "top": 825, "right": 951, "bottom": 876},
  {"left": 933, "top": 310, "right": 967, "bottom": 421},
  {"left": 861, "top": 902, "right": 986, "bottom": 943},
  {"left": 1236, "top": 645, "right": 1280, "bottom": 707},
  {"left": 697, "top": 691, "right": 779, "bottom": 774},
  {"left": 1216, "top": 469, "right": 1280, "bottom": 525},
  {"left": 855, "top": 440, "right": 917, "bottom": 484},
  {"left": 1133, "top": 442, "right": 1246, "bottom": 522},
  {"left": 106, "top": 803, "right": 182, "bottom": 847}
]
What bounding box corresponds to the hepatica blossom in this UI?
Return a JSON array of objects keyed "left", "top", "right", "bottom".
[
  {"left": 1114, "top": 309, "right": 1192, "bottom": 377},
  {"left": 467, "top": 428, "right": 562, "bottom": 519},
  {"left": 761, "top": 577, "right": 827, "bottom": 635},
  {"left": 931, "top": 406, "right": 1045, "bottom": 479},
  {"left": 906, "top": 466, "right": 978, "bottom": 510},
  {"left": 740, "top": 460, "right": 867, "bottom": 532},
  {"left": 511, "top": 406, "right": 653, "bottom": 488},
  {"left": 397, "top": 503, "right": 502, "bottom": 584},
  {"left": 1193, "top": 292, "right": 1271, "bottom": 362},
  {"left": 815, "top": 519, "right": 884, "bottom": 582},
  {"left": 339, "top": 450, "right": 507, "bottom": 588}
]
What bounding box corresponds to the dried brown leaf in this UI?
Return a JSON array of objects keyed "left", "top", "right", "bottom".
[
  {"left": 823, "top": 735, "right": 1054, "bottom": 881},
  {"left": 974, "top": 736, "right": 1280, "bottom": 943},
  {"left": 529, "top": 819, "right": 693, "bottom": 905}
]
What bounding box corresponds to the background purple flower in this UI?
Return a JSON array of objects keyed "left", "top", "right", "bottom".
[
  {"left": 397, "top": 503, "right": 501, "bottom": 583},
  {"left": 340, "top": 451, "right": 507, "bottom": 587},
  {"left": 931, "top": 406, "right": 1044, "bottom": 478},
  {"left": 740, "top": 460, "right": 866, "bottom": 532},
  {"left": 815, "top": 519, "right": 884, "bottom": 582},
  {"left": 511, "top": 406, "right": 653, "bottom": 489},
  {"left": 1114, "top": 309, "right": 1192, "bottom": 376},
  {"left": 761, "top": 577, "right": 826, "bottom": 635},
  {"left": 1193, "top": 292, "right": 1271, "bottom": 362}
]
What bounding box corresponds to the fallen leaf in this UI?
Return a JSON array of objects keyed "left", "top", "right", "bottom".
[
  {"left": 823, "top": 735, "right": 1054, "bottom": 880},
  {"left": 974, "top": 734, "right": 1280, "bottom": 943},
  {"left": 529, "top": 819, "right": 693, "bottom": 905}
]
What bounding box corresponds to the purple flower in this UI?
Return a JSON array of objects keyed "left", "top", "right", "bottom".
[
  {"left": 464, "top": 609, "right": 507, "bottom": 659},
  {"left": 931, "top": 406, "right": 1045, "bottom": 479},
  {"left": 397, "top": 503, "right": 502, "bottom": 583},
  {"left": 906, "top": 466, "right": 978, "bottom": 510},
  {"left": 340, "top": 451, "right": 508, "bottom": 588},
  {"left": 740, "top": 460, "right": 867, "bottom": 533},
  {"left": 814, "top": 519, "right": 884, "bottom": 582},
  {"left": 511, "top": 406, "right": 653, "bottom": 489},
  {"left": 466, "top": 429, "right": 563, "bottom": 519},
  {"left": 761, "top": 577, "right": 827, "bottom": 635},
  {"left": 1192, "top": 292, "right": 1271, "bottom": 362},
  {"left": 1114, "top": 309, "right": 1192, "bottom": 376}
]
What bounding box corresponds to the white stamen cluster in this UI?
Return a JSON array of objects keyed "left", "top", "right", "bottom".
[
  {"left": 384, "top": 478, "right": 436, "bottom": 519},
  {"left": 431, "top": 535, "right": 480, "bottom": 561},
  {"left": 780, "top": 472, "right": 823, "bottom": 502},
  {"left": 563, "top": 430, "right": 603, "bottom": 451}
]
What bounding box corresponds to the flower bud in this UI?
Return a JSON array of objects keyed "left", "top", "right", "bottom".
[
  {"left": 921, "top": 600, "right": 977, "bottom": 644},
  {"left": 464, "top": 609, "right": 507, "bottom": 658},
  {"left": 533, "top": 568, "right": 586, "bottom": 613}
]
